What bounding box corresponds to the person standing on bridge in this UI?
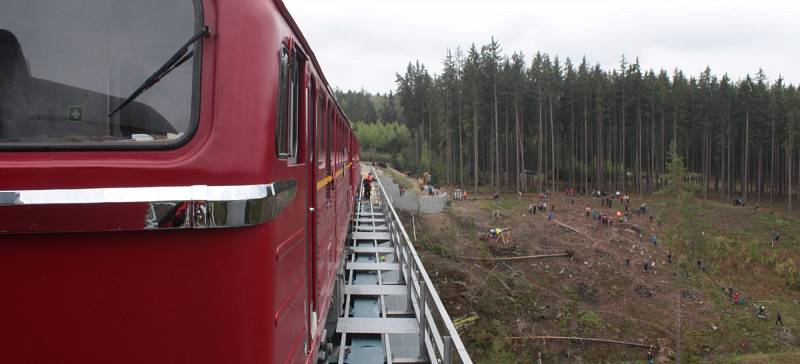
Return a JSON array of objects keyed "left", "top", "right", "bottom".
[{"left": 363, "top": 173, "right": 373, "bottom": 201}]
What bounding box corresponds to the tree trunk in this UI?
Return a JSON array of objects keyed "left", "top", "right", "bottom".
[
  {"left": 758, "top": 146, "right": 763, "bottom": 203},
  {"left": 515, "top": 93, "right": 521, "bottom": 192},
  {"left": 727, "top": 104, "right": 733, "bottom": 200},
  {"left": 459, "top": 88, "right": 464, "bottom": 188},
  {"left": 505, "top": 98, "right": 510, "bottom": 191},
  {"left": 744, "top": 106, "right": 749, "bottom": 202},
  {"left": 622, "top": 81, "right": 626, "bottom": 192},
  {"left": 703, "top": 128, "right": 708, "bottom": 199},
  {"left": 520, "top": 105, "right": 527, "bottom": 192},
  {"left": 787, "top": 146, "right": 793, "bottom": 213},
  {"left": 661, "top": 112, "right": 665, "bottom": 190},
  {"left": 571, "top": 97, "right": 576, "bottom": 189},
  {"left": 637, "top": 103, "right": 642, "bottom": 195},
  {"left": 445, "top": 88, "right": 451, "bottom": 185},
  {"left": 584, "top": 95, "right": 589, "bottom": 195},
  {"left": 549, "top": 93, "right": 556, "bottom": 192},
  {"left": 494, "top": 80, "right": 499, "bottom": 193},
  {"left": 428, "top": 101, "right": 432, "bottom": 150},
  {"left": 770, "top": 113, "right": 775, "bottom": 205},
  {"left": 597, "top": 91, "right": 603, "bottom": 191},
  {"left": 651, "top": 93, "right": 655, "bottom": 194},
  {"left": 721, "top": 137, "right": 724, "bottom": 195},
  {"left": 538, "top": 85, "right": 543, "bottom": 192},
  {"left": 473, "top": 84, "right": 478, "bottom": 194}
]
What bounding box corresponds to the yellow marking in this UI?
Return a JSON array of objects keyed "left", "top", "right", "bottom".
[
  {"left": 316, "top": 175, "right": 333, "bottom": 190},
  {"left": 316, "top": 167, "right": 348, "bottom": 190}
]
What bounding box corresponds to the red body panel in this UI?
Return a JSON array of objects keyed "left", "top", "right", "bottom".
[{"left": 0, "top": 1, "right": 356, "bottom": 363}]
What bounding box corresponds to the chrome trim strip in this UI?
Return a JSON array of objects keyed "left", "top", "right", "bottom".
[
  {"left": 0, "top": 184, "right": 272, "bottom": 206},
  {"left": 0, "top": 181, "right": 297, "bottom": 230},
  {"left": 190, "top": 180, "right": 297, "bottom": 229}
]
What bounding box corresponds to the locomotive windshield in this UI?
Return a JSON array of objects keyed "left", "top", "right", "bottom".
[{"left": 0, "top": 0, "right": 201, "bottom": 148}]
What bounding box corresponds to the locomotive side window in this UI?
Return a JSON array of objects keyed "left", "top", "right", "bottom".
[
  {"left": 336, "top": 121, "right": 340, "bottom": 165},
  {"left": 0, "top": 0, "right": 202, "bottom": 149},
  {"left": 336, "top": 119, "right": 344, "bottom": 166},
  {"left": 289, "top": 51, "right": 301, "bottom": 160},
  {"left": 316, "top": 93, "right": 324, "bottom": 169},
  {"left": 333, "top": 119, "right": 338, "bottom": 167},
  {"left": 326, "top": 100, "right": 333, "bottom": 197},
  {"left": 327, "top": 103, "right": 333, "bottom": 173},
  {"left": 341, "top": 122, "right": 346, "bottom": 164},
  {"left": 276, "top": 48, "right": 289, "bottom": 156},
  {"left": 276, "top": 46, "right": 301, "bottom": 159}
]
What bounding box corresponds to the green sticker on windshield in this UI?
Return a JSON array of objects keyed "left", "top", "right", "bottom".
[{"left": 66, "top": 105, "right": 83, "bottom": 122}]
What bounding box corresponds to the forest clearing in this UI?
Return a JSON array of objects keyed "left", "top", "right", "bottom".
[{"left": 386, "top": 169, "right": 800, "bottom": 363}]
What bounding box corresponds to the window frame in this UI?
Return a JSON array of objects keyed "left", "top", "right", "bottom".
[
  {"left": 325, "top": 99, "right": 333, "bottom": 196},
  {"left": 275, "top": 46, "right": 289, "bottom": 158},
  {"left": 316, "top": 91, "right": 324, "bottom": 170},
  {"left": 306, "top": 81, "right": 314, "bottom": 164},
  {"left": 0, "top": 0, "right": 204, "bottom": 151},
  {"left": 276, "top": 42, "right": 304, "bottom": 161}
]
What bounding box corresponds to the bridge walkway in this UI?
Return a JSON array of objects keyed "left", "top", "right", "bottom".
[{"left": 331, "top": 166, "right": 471, "bottom": 364}]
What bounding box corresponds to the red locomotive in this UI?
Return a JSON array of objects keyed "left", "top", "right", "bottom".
[{"left": 0, "top": 0, "right": 357, "bottom": 363}]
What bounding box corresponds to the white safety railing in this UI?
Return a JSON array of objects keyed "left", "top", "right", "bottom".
[{"left": 369, "top": 167, "right": 472, "bottom": 364}]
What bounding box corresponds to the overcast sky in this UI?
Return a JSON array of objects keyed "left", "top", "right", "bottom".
[{"left": 283, "top": 0, "right": 800, "bottom": 94}]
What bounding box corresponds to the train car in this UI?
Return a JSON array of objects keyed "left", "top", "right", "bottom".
[{"left": 0, "top": 0, "right": 357, "bottom": 363}]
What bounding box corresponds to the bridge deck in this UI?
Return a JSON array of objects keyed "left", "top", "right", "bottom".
[{"left": 329, "top": 166, "right": 471, "bottom": 364}]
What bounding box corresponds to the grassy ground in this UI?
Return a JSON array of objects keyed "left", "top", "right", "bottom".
[
  {"left": 657, "top": 198, "right": 800, "bottom": 362},
  {"left": 395, "top": 184, "right": 800, "bottom": 363},
  {"left": 719, "top": 350, "right": 800, "bottom": 363}
]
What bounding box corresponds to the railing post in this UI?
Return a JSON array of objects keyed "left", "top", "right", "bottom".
[
  {"left": 407, "top": 259, "right": 414, "bottom": 308},
  {"left": 418, "top": 282, "right": 428, "bottom": 360},
  {"left": 443, "top": 335, "right": 452, "bottom": 364}
]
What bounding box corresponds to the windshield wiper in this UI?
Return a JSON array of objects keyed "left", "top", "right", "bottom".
[{"left": 108, "top": 26, "right": 210, "bottom": 118}]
